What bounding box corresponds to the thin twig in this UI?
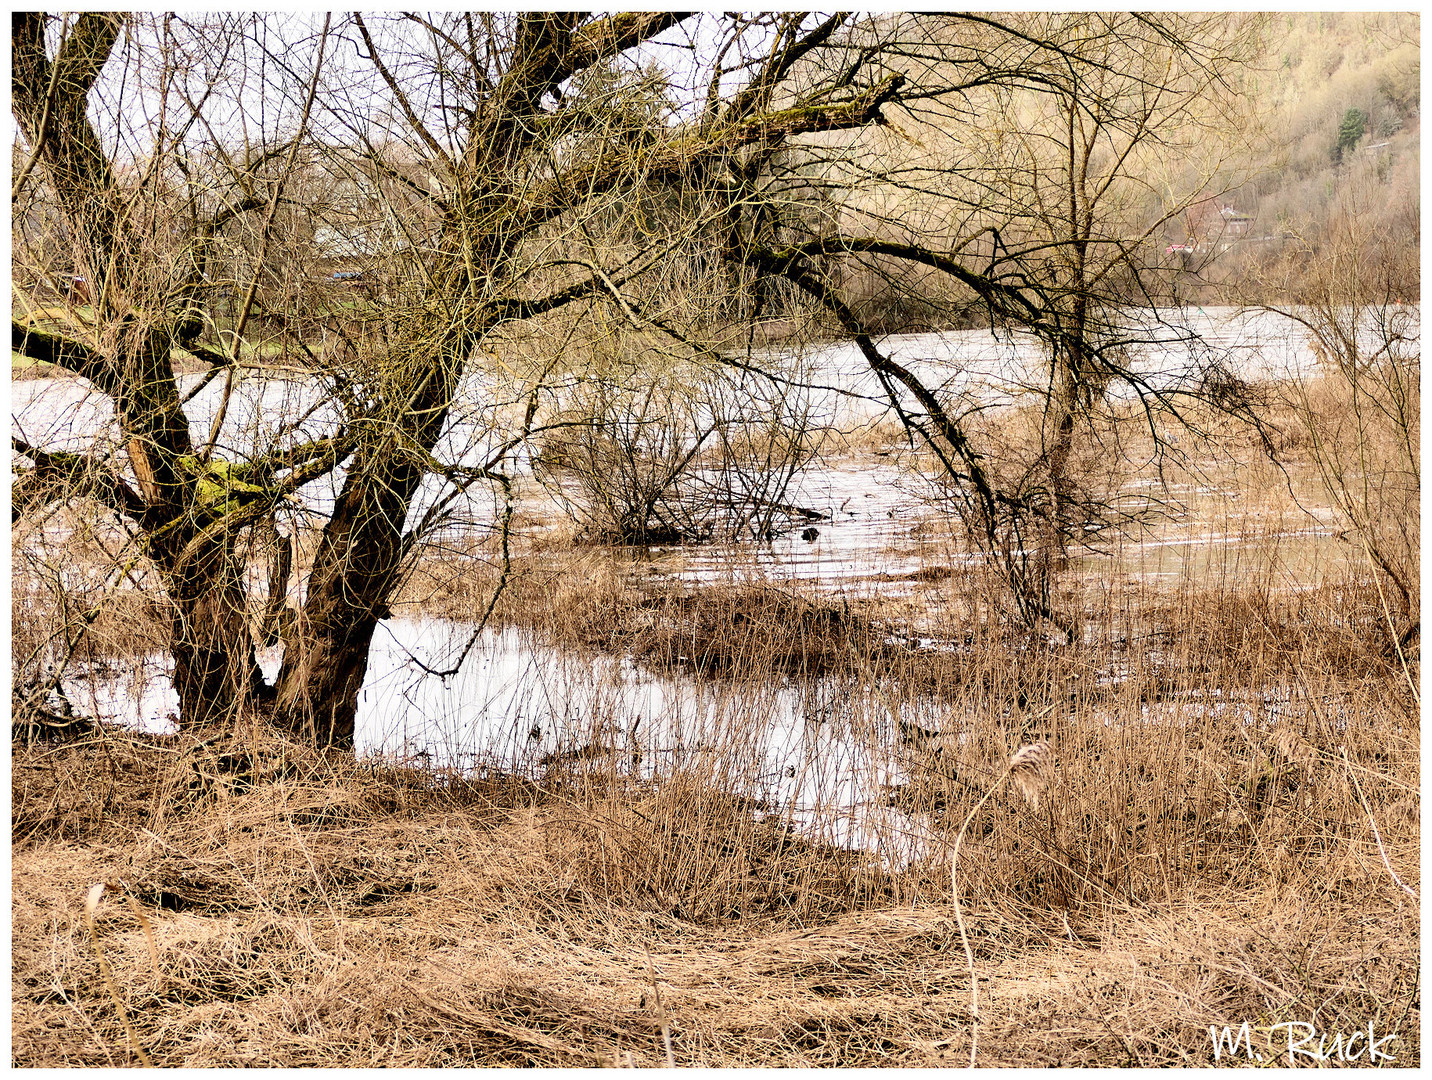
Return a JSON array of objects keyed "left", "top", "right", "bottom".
[
  {"left": 950, "top": 770, "right": 1006, "bottom": 1068},
  {"left": 642, "top": 944, "right": 677, "bottom": 1068},
  {"left": 1341, "top": 748, "right": 1418, "bottom": 901},
  {"left": 1358, "top": 531, "right": 1418, "bottom": 705},
  {"left": 201, "top": 15, "right": 332, "bottom": 463},
  {"left": 82, "top": 882, "right": 154, "bottom": 1067}
]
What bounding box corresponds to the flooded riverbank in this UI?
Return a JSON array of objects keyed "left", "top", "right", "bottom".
[{"left": 12, "top": 308, "right": 1402, "bottom": 860}]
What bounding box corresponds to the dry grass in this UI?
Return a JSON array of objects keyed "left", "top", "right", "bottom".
[
  {"left": 12, "top": 582, "right": 1419, "bottom": 1067},
  {"left": 400, "top": 543, "right": 901, "bottom": 679},
  {"left": 11, "top": 373, "right": 1420, "bottom": 1067}
]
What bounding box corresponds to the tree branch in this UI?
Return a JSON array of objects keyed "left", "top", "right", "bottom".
[
  {"left": 725, "top": 12, "right": 850, "bottom": 121},
  {"left": 353, "top": 12, "right": 454, "bottom": 171},
  {"left": 561, "top": 12, "right": 694, "bottom": 81},
  {"left": 512, "top": 73, "right": 906, "bottom": 233},
  {"left": 12, "top": 438, "right": 147, "bottom": 522},
  {"left": 11, "top": 319, "right": 115, "bottom": 392}
]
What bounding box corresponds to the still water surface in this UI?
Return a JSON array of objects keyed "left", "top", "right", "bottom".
[{"left": 18, "top": 309, "right": 1356, "bottom": 855}]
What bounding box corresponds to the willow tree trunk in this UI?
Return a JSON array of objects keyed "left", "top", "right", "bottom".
[
  {"left": 162, "top": 531, "right": 263, "bottom": 728},
  {"left": 14, "top": 14, "right": 262, "bottom": 730},
  {"left": 270, "top": 453, "right": 413, "bottom": 748},
  {"left": 107, "top": 324, "right": 266, "bottom": 728},
  {"left": 1045, "top": 354, "right": 1080, "bottom": 567},
  {"left": 271, "top": 350, "right": 458, "bottom": 747}
]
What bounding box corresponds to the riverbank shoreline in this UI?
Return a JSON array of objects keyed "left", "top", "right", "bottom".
[{"left": 12, "top": 724, "right": 1419, "bottom": 1066}]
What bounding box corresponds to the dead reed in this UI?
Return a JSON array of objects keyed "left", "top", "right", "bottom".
[
  {"left": 10, "top": 388, "right": 1420, "bottom": 1066},
  {"left": 11, "top": 667, "right": 1417, "bottom": 1066}
]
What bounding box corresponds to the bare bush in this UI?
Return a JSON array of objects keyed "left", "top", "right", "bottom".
[
  {"left": 1258, "top": 182, "right": 1419, "bottom": 646},
  {"left": 538, "top": 358, "right": 823, "bottom": 544}
]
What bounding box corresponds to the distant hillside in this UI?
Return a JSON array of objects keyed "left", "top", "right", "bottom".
[
  {"left": 1207, "top": 12, "right": 1419, "bottom": 297},
  {"left": 1254, "top": 15, "right": 1415, "bottom": 220}
]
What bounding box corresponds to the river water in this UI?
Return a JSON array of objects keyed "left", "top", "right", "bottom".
[
  {"left": 13, "top": 307, "right": 1381, "bottom": 857},
  {"left": 11, "top": 305, "right": 1338, "bottom": 566},
  {"left": 11, "top": 305, "right": 1332, "bottom": 508}
]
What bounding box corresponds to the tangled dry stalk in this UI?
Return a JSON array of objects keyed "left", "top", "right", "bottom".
[
  {"left": 12, "top": 555, "right": 1420, "bottom": 1066},
  {"left": 11, "top": 387, "right": 1421, "bottom": 1067}
]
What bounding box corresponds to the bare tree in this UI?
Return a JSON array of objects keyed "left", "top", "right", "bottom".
[
  {"left": 11, "top": 12, "right": 912, "bottom": 745},
  {"left": 12, "top": 12, "right": 329, "bottom": 728},
  {"left": 535, "top": 348, "right": 823, "bottom": 544},
  {"left": 638, "top": 13, "right": 1261, "bottom": 630},
  {"left": 12, "top": 12, "right": 1269, "bottom": 745},
  {"left": 1257, "top": 175, "right": 1419, "bottom": 646},
  {"left": 961, "top": 14, "right": 1259, "bottom": 621}
]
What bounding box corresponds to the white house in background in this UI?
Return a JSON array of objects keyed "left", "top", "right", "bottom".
[
  {"left": 1218, "top": 205, "right": 1253, "bottom": 238},
  {"left": 312, "top": 219, "right": 411, "bottom": 262},
  {"left": 310, "top": 173, "right": 422, "bottom": 269}
]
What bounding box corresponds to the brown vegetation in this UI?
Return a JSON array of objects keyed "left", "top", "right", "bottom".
[
  {"left": 10, "top": 11, "right": 1418, "bottom": 1069},
  {"left": 12, "top": 574, "right": 1419, "bottom": 1066},
  {"left": 13, "top": 450, "right": 1420, "bottom": 1062}
]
